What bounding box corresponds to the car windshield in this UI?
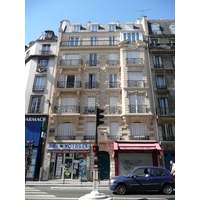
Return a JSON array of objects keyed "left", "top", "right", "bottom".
[{"left": 127, "top": 167, "right": 137, "bottom": 177}]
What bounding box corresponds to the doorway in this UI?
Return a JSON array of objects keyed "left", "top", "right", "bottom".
[
  {"left": 64, "top": 157, "right": 73, "bottom": 179},
  {"left": 98, "top": 151, "right": 110, "bottom": 180}
]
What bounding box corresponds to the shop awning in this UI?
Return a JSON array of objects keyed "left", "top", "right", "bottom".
[{"left": 114, "top": 142, "right": 162, "bottom": 151}]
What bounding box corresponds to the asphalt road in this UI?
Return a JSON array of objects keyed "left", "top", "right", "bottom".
[{"left": 25, "top": 186, "right": 175, "bottom": 200}]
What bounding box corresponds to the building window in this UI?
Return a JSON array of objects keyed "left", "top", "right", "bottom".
[
  {"left": 170, "top": 24, "right": 175, "bottom": 34},
  {"left": 128, "top": 72, "right": 144, "bottom": 87},
  {"left": 110, "top": 122, "right": 119, "bottom": 139},
  {"left": 57, "top": 122, "right": 75, "bottom": 139},
  {"left": 109, "top": 25, "right": 116, "bottom": 32},
  {"left": 151, "top": 23, "right": 161, "bottom": 34},
  {"left": 109, "top": 97, "right": 119, "bottom": 114},
  {"left": 33, "top": 76, "right": 45, "bottom": 91},
  {"left": 109, "top": 37, "right": 115, "bottom": 45},
  {"left": 159, "top": 97, "right": 169, "bottom": 115},
  {"left": 156, "top": 75, "right": 166, "bottom": 89},
  {"left": 162, "top": 124, "right": 174, "bottom": 141},
  {"left": 130, "top": 122, "right": 147, "bottom": 139},
  {"left": 122, "top": 32, "right": 141, "bottom": 42},
  {"left": 91, "top": 37, "right": 97, "bottom": 46},
  {"left": 29, "top": 96, "right": 42, "bottom": 113},
  {"left": 89, "top": 54, "right": 97, "bottom": 66},
  {"left": 73, "top": 25, "right": 80, "bottom": 32},
  {"left": 91, "top": 25, "right": 98, "bottom": 32},
  {"left": 42, "top": 44, "right": 50, "bottom": 54},
  {"left": 86, "top": 122, "right": 96, "bottom": 139},
  {"left": 87, "top": 97, "right": 96, "bottom": 114},
  {"left": 154, "top": 56, "right": 162, "bottom": 68},
  {"left": 129, "top": 94, "right": 146, "bottom": 113},
  {"left": 68, "top": 37, "right": 80, "bottom": 46}
]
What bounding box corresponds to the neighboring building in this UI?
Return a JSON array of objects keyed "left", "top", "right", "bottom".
[
  {"left": 42, "top": 19, "right": 162, "bottom": 181},
  {"left": 25, "top": 30, "right": 57, "bottom": 180},
  {"left": 141, "top": 16, "right": 175, "bottom": 171}
]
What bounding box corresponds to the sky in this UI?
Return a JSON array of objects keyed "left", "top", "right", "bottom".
[{"left": 25, "top": 0, "right": 175, "bottom": 45}]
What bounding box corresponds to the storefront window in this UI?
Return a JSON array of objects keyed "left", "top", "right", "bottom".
[{"left": 74, "top": 153, "right": 87, "bottom": 180}]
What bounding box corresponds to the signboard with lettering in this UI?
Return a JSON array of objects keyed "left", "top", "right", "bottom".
[{"left": 46, "top": 143, "right": 90, "bottom": 151}]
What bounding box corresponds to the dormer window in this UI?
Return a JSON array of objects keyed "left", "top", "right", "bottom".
[
  {"left": 170, "top": 24, "right": 175, "bottom": 34},
  {"left": 91, "top": 24, "right": 99, "bottom": 32},
  {"left": 73, "top": 25, "right": 81, "bottom": 32},
  {"left": 108, "top": 24, "right": 116, "bottom": 32},
  {"left": 151, "top": 23, "right": 161, "bottom": 34}
]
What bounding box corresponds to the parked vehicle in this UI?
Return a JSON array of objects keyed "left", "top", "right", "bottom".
[{"left": 109, "top": 166, "right": 175, "bottom": 195}]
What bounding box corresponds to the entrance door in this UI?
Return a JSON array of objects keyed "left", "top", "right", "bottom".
[
  {"left": 64, "top": 157, "right": 73, "bottom": 179},
  {"left": 163, "top": 151, "right": 175, "bottom": 171},
  {"left": 98, "top": 151, "right": 110, "bottom": 180}
]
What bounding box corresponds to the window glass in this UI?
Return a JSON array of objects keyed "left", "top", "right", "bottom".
[
  {"left": 151, "top": 168, "right": 165, "bottom": 177},
  {"left": 134, "top": 168, "right": 149, "bottom": 177}
]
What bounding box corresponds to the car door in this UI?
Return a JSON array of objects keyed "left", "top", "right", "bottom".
[{"left": 127, "top": 168, "right": 151, "bottom": 192}]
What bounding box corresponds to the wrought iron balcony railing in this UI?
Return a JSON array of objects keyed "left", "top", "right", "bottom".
[
  {"left": 84, "top": 135, "right": 95, "bottom": 140},
  {"left": 107, "top": 106, "right": 122, "bottom": 114},
  {"left": 108, "top": 135, "right": 121, "bottom": 140},
  {"left": 129, "top": 105, "right": 149, "bottom": 113},
  {"left": 127, "top": 80, "right": 145, "bottom": 87},
  {"left": 85, "top": 60, "right": 100, "bottom": 66},
  {"left": 55, "top": 135, "right": 75, "bottom": 140},
  {"left": 83, "top": 106, "right": 96, "bottom": 114},
  {"left": 60, "top": 40, "right": 120, "bottom": 47},
  {"left": 154, "top": 64, "right": 164, "bottom": 68},
  {"left": 39, "top": 50, "right": 52, "bottom": 55},
  {"left": 106, "top": 60, "right": 119, "bottom": 66},
  {"left": 126, "top": 58, "right": 143, "bottom": 65},
  {"left": 108, "top": 81, "right": 120, "bottom": 88},
  {"left": 59, "top": 59, "right": 83, "bottom": 66},
  {"left": 156, "top": 107, "right": 175, "bottom": 116},
  {"left": 85, "top": 82, "right": 100, "bottom": 89},
  {"left": 130, "top": 135, "right": 150, "bottom": 140},
  {"left": 57, "top": 81, "right": 82, "bottom": 88},
  {"left": 54, "top": 105, "right": 80, "bottom": 114},
  {"left": 157, "top": 85, "right": 167, "bottom": 90},
  {"left": 162, "top": 135, "right": 175, "bottom": 141}
]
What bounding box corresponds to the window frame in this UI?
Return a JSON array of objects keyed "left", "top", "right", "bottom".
[
  {"left": 28, "top": 95, "right": 43, "bottom": 113},
  {"left": 32, "top": 75, "right": 46, "bottom": 91}
]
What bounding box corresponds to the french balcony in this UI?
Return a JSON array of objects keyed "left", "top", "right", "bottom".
[
  {"left": 108, "top": 135, "right": 121, "bottom": 140},
  {"left": 54, "top": 105, "right": 80, "bottom": 114},
  {"left": 129, "top": 105, "right": 149, "bottom": 113},
  {"left": 162, "top": 135, "right": 175, "bottom": 141},
  {"left": 85, "top": 82, "right": 100, "bottom": 89},
  {"left": 59, "top": 59, "right": 83, "bottom": 66},
  {"left": 85, "top": 60, "right": 100, "bottom": 67},
  {"left": 157, "top": 85, "right": 167, "bottom": 90},
  {"left": 57, "top": 81, "right": 82, "bottom": 88},
  {"left": 39, "top": 50, "right": 53, "bottom": 55},
  {"left": 108, "top": 81, "right": 120, "bottom": 89},
  {"left": 106, "top": 106, "right": 122, "bottom": 114},
  {"left": 83, "top": 106, "right": 96, "bottom": 115},
  {"left": 130, "top": 135, "right": 150, "bottom": 140},
  {"left": 84, "top": 135, "right": 95, "bottom": 140},
  {"left": 156, "top": 107, "right": 175, "bottom": 116},
  {"left": 106, "top": 60, "right": 120, "bottom": 66},
  {"left": 127, "top": 80, "right": 145, "bottom": 87},
  {"left": 126, "top": 58, "right": 143, "bottom": 65},
  {"left": 55, "top": 135, "right": 75, "bottom": 140}
]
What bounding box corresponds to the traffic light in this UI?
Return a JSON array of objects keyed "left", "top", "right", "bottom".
[
  {"left": 96, "top": 108, "right": 104, "bottom": 127},
  {"left": 29, "top": 140, "right": 35, "bottom": 150},
  {"left": 93, "top": 145, "right": 99, "bottom": 153}
]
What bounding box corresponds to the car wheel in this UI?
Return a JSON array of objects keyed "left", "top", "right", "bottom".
[
  {"left": 116, "top": 184, "right": 127, "bottom": 195},
  {"left": 162, "top": 184, "right": 173, "bottom": 195}
]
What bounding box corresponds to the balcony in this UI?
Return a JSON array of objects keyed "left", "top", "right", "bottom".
[
  {"left": 157, "top": 85, "right": 167, "bottom": 90},
  {"left": 129, "top": 105, "right": 149, "bottom": 113},
  {"left": 85, "top": 82, "right": 100, "bottom": 89},
  {"left": 156, "top": 107, "right": 175, "bottom": 116},
  {"left": 55, "top": 135, "right": 75, "bottom": 140},
  {"left": 162, "top": 135, "right": 175, "bottom": 141},
  {"left": 130, "top": 135, "right": 150, "bottom": 140},
  {"left": 39, "top": 50, "right": 53, "bottom": 55},
  {"left": 84, "top": 135, "right": 95, "bottom": 140},
  {"left": 58, "top": 59, "right": 83, "bottom": 70},
  {"left": 127, "top": 80, "right": 145, "bottom": 87},
  {"left": 106, "top": 106, "right": 122, "bottom": 114},
  {"left": 106, "top": 60, "right": 120, "bottom": 66},
  {"left": 154, "top": 64, "right": 163, "bottom": 68},
  {"left": 54, "top": 105, "right": 80, "bottom": 114},
  {"left": 83, "top": 106, "right": 96, "bottom": 115},
  {"left": 108, "top": 135, "right": 121, "bottom": 140},
  {"left": 108, "top": 82, "right": 120, "bottom": 89},
  {"left": 57, "top": 81, "right": 82, "bottom": 88},
  {"left": 126, "top": 58, "right": 143, "bottom": 66},
  {"left": 85, "top": 60, "right": 100, "bottom": 67}
]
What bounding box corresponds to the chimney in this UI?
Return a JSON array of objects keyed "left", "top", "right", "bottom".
[
  {"left": 136, "top": 18, "right": 140, "bottom": 24},
  {"left": 60, "top": 20, "right": 70, "bottom": 32},
  {"left": 116, "top": 20, "right": 119, "bottom": 26}
]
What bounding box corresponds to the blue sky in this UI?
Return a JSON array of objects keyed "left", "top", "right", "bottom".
[{"left": 25, "top": 0, "right": 175, "bottom": 45}]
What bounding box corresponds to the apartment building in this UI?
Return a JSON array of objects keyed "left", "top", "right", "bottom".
[
  {"left": 42, "top": 19, "right": 162, "bottom": 181},
  {"left": 142, "top": 17, "right": 175, "bottom": 171},
  {"left": 25, "top": 30, "right": 57, "bottom": 180}
]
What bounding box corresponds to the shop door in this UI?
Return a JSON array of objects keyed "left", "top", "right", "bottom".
[
  {"left": 163, "top": 151, "right": 175, "bottom": 171},
  {"left": 98, "top": 151, "right": 110, "bottom": 180},
  {"left": 64, "top": 157, "right": 73, "bottom": 179}
]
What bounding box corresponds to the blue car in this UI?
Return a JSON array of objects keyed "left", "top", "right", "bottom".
[{"left": 109, "top": 166, "right": 175, "bottom": 195}]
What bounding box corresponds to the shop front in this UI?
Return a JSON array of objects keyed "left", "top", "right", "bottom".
[
  {"left": 46, "top": 143, "right": 90, "bottom": 180},
  {"left": 113, "top": 142, "right": 162, "bottom": 176}
]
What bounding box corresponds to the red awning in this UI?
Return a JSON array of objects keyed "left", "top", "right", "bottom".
[{"left": 114, "top": 142, "right": 162, "bottom": 151}]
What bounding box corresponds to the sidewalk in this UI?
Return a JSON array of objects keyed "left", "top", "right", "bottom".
[{"left": 25, "top": 179, "right": 109, "bottom": 187}]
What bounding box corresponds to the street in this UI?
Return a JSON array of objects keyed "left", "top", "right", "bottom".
[{"left": 25, "top": 186, "right": 175, "bottom": 200}]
